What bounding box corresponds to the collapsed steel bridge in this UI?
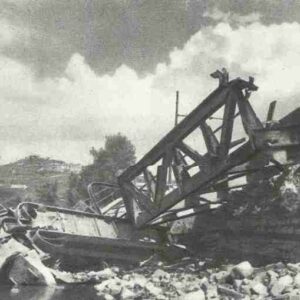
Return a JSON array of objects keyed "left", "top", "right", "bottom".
[
  {"left": 90, "top": 69, "right": 300, "bottom": 228},
  {"left": 2, "top": 69, "right": 300, "bottom": 266}
]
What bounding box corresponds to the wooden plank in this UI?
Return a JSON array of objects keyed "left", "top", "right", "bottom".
[{"left": 151, "top": 204, "right": 212, "bottom": 225}]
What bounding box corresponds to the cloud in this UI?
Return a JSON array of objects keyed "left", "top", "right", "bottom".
[
  {"left": 0, "top": 19, "right": 18, "bottom": 46},
  {"left": 203, "top": 8, "right": 261, "bottom": 25},
  {"left": 0, "top": 51, "right": 172, "bottom": 164},
  {"left": 0, "top": 18, "right": 29, "bottom": 47},
  {"left": 153, "top": 21, "right": 300, "bottom": 117},
  {"left": 0, "top": 0, "right": 206, "bottom": 77},
  {"left": 0, "top": 19, "right": 300, "bottom": 165}
]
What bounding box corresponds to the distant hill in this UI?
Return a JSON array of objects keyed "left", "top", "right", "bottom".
[{"left": 0, "top": 155, "right": 82, "bottom": 208}]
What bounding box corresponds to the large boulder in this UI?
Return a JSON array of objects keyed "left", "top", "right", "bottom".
[
  {"left": 0, "top": 238, "right": 30, "bottom": 269},
  {"left": 211, "top": 270, "right": 229, "bottom": 284},
  {"left": 181, "top": 289, "right": 205, "bottom": 300},
  {"left": 294, "top": 273, "right": 300, "bottom": 288},
  {"left": 231, "top": 261, "right": 254, "bottom": 279},
  {"left": 120, "top": 287, "right": 136, "bottom": 300},
  {"left": 250, "top": 281, "right": 268, "bottom": 296},
  {"left": 270, "top": 275, "right": 293, "bottom": 297},
  {"left": 4, "top": 250, "right": 55, "bottom": 285},
  {"left": 151, "top": 268, "right": 170, "bottom": 283}
]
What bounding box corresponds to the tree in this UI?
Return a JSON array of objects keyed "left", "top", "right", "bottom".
[
  {"left": 74, "top": 133, "right": 136, "bottom": 199},
  {"left": 66, "top": 172, "right": 81, "bottom": 205},
  {"left": 36, "top": 180, "right": 59, "bottom": 204}
]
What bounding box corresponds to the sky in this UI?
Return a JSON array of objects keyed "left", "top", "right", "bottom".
[{"left": 0, "top": 0, "right": 300, "bottom": 165}]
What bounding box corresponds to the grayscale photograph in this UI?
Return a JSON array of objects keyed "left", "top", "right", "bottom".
[{"left": 0, "top": 0, "right": 300, "bottom": 299}]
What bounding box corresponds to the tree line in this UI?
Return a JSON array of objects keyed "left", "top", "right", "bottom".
[
  {"left": 37, "top": 133, "right": 136, "bottom": 205},
  {"left": 67, "top": 133, "right": 136, "bottom": 205}
]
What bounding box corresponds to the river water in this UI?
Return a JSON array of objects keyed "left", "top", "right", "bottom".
[{"left": 0, "top": 284, "right": 99, "bottom": 300}]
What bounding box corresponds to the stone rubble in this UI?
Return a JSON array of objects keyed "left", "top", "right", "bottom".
[
  {"left": 89, "top": 259, "right": 300, "bottom": 299},
  {"left": 4, "top": 237, "right": 300, "bottom": 299}
]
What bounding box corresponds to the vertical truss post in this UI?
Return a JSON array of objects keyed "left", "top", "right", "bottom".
[
  {"left": 217, "top": 97, "right": 237, "bottom": 200},
  {"left": 172, "top": 149, "right": 190, "bottom": 190},
  {"left": 237, "top": 90, "right": 263, "bottom": 139},
  {"left": 219, "top": 98, "right": 236, "bottom": 157},
  {"left": 266, "top": 100, "right": 277, "bottom": 123},
  {"left": 143, "top": 169, "right": 156, "bottom": 199},
  {"left": 200, "top": 122, "right": 219, "bottom": 157},
  {"left": 154, "top": 149, "right": 173, "bottom": 205}
]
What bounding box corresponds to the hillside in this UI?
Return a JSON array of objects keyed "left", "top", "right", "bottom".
[{"left": 0, "top": 155, "right": 81, "bottom": 208}]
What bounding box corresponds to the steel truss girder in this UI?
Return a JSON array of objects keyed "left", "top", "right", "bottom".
[{"left": 117, "top": 70, "right": 300, "bottom": 228}]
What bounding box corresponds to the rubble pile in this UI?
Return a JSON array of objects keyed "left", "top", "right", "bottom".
[
  {"left": 3, "top": 228, "right": 300, "bottom": 299},
  {"left": 92, "top": 260, "right": 300, "bottom": 299},
  {"left": 3, "top": 234, "right": 300, "bottom": 299}
]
